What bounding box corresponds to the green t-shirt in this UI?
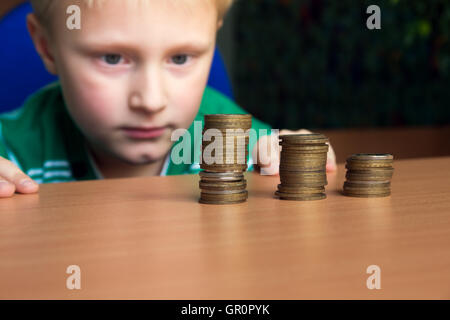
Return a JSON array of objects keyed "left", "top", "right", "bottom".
[{"left": 0, "top": 82, "right": 271, "bottom": 184}]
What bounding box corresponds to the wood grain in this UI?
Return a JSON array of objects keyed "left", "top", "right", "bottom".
[{"left": 0, "top": 157, "right": 449, "bottom": 299}]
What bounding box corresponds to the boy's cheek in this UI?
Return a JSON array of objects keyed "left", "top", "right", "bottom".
[
  {"left": 69, "top": 88, "right": 119, "bottom": 126},
  {"left": 171, "top": 83, "right": 207, "bottom": 129},
  {"left": 63, "top": 72, "right": 126, "bottom": 127}
]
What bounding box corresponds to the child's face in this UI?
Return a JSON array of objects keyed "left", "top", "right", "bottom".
[{"left": 48, "top": 0, "right": 218, "bottom": 164}]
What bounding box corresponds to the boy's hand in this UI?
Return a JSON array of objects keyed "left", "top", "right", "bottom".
[
  {"left": 252, "top": 129, "right": 337, "bottom": 175},
  {"left": 0, "top": 157, "right": 39, "bottom": 198}
]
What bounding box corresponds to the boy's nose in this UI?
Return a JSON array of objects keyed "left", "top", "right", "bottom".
[{"left": 128, "top": 68, "right": 167, "bottom": 113}]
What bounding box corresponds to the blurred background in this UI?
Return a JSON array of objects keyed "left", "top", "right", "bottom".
[
  {"left": 217, "top": 0, "right": 450, "bottom": 162},
  {"left": 1, "top": 0, "right": 449, "bottom": 163}
]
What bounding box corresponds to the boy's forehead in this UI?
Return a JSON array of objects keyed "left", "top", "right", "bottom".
[
  {"left": 53, "top": 0, "right": 218, "bottom": 49},
  {"left": 53, "top": 0, "right": 218, "bottom": 32}
]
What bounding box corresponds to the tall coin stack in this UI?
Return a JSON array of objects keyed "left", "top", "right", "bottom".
[
  {"left": 276, "top": 133, "right": 329, "bottom": 201},
  {"left": 199, "top": 114, "right": 252, "bottom": 205},
  {"left": 343, "top": 154, "right": 394, "bottom": 197}
]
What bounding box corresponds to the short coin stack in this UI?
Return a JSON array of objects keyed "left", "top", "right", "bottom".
[
  {"left": 276, "top": 133, "right": 329, "bottom": 201},
  {"left": 343, "top": 154, "right": 394, "bottom": 198},
  {"left": 199, "top": 114, "right": 252, "bottom": 205}
]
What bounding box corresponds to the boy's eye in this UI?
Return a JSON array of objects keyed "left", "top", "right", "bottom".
[
  {"left": 102, "top": 54, "right": 123, "bottom": 65},
  {"left": 171, "top": 54, "right": 188, "bottom": 65}
]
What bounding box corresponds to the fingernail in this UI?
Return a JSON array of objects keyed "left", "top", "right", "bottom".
[
  {"left": 0, "top": 180, "right": 10, "bottom": 188},
  {"left": 20, "top": 179, "right": 35, "bottom": 187}
]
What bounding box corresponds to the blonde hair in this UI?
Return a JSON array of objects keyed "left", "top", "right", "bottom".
[{"left": 30, "top": 0, "right": 234, "bottom": 24}]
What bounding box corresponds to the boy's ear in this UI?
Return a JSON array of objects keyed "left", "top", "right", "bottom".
[{"left": 26, "top": 13, "right": 58, "bottom": 75}]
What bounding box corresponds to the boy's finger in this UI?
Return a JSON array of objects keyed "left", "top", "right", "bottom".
[
  {"left": 0, "top": 158, "right": 39, "bottom": 194},
  {"left": 0, "top": 179, "right": 16, "bottom": 198},
  {"left": 252, "top": 134, "right": 280, "bottom": 175},
  {"left": 326, "top": 143, "right": 337, "bottom": 172},
  {"left": 279, "top": 129, "right": 312, "bottom": 136}
]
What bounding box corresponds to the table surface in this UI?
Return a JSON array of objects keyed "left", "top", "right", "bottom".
[{"left": 1, "top": 157, "right": 449, "bottom": 299}]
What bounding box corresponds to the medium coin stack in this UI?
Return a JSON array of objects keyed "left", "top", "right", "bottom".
[
  {"left": 343, "top": 154, "right": 394, "bottom": 198},
  {"left": 276, "top": 133, "right": 329, "bottom": 201},
  {"left": 199, "top": 114, "right": 252, "bottom": 205}
]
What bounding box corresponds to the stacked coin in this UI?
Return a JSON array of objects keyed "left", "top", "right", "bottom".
[
  {"left": 343, "top": 154, "right": 394, "bottom": 198},
  {"left": 199, "top": 114, "right": 252, "bottom": 204},
  {"left": 276, "top": 133, "right": 329, "bottom": 201}
]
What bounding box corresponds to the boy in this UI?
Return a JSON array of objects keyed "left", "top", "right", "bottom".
[{"left": 0, "top": 0, "right": 336, "bottom": 198}]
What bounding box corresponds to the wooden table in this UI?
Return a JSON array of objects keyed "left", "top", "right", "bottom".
[{"left": 1, "top": 157, "right": 449, "bottom": 299}]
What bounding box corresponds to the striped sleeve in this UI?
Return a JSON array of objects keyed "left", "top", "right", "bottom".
[{"left": 0, "top": 120, "right": 9, "bottom": 160}]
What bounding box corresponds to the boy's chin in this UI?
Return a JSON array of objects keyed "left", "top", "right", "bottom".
[{"left": 120, "top": 151, "right": 169, "bottom": 166}]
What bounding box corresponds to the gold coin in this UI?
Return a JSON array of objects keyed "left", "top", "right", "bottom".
[
  {"left": 280, "top": 153, "right": 327, "bottom": 159},
  {"left": 279, "top": 169, "right": 326, "bottom": 176},
  {"left": 342, "top": 187, "right": 391, "bottom": 195},
  {"left": 199, "top": 171, "right": 244, "bottom": 181},
  {"left": 203, "top": 145, "right": 249, "bottom": 154},
  {"left": 203, "top": 155, "right": 248, "bottom": 161},
  {"left": 280, "top": 144, "right": 329, "bottom": 153},
  {"left": 202, "top": 151, "right": 248, "bottom": 156},
  {"left": 280, "top": 162, "right": 327, "bottom": 168},
  {"left": 347, "top": 167, "right": 394, "bottom": 176},
  {"left": 202, "top": 134, "right": 250, "bottom": 140},
  {"left": 280, "top": 158, "right": 327, "bottom": 165},
  {"left": 279, "top": 169, "right": 327, "bottom": 180},
  {"left": 281, "top": 149, "right": 327, "bottom": 155},
  {"left": 280, "top": 158, "right": 327, "bottom": 164},
  {"left": 205, "top": 114, "right": 252, "bottom": 121},
  {"left": 202, "top": 145, "right": 249, "bottom": 151},
  {"left": 202, "top": 155, "right": 248, "bottom": 162},
  {"left": 346, "top": 161, "right": 393, "bottom": 169},
  {"left": 279, "top": 180, "right": 328, "bottom": 188},
  {"left": 199, "top": 180, "right": 247, "bottom": 190},
  {"left": 279, "top": 133, "right": 328, "bottom": 144},
  {"left": 200, "top": 164, "right": 248, "bottom": 172},
  {"left": 347, "top": 167, "right": 394, "bottom": 173},
  {"left": 348, "top": 153, "right": 394, "bottom": 161},
  {"left": 279, "top": 172, "right": 327, "bottom": 178},
  {"left": 345, "top": 173, "right": 393, "bottom": 182},
  {"left": 344, "top": 181, "right": 391, "bottom": 188},
  {"left": 200, "top": 190, "right": 248, "bottom": 201},
  {"left": 277, "top": 184, "right": 325, "bottom": 194},
  {"left": 280, "top": 165, "right": 326, "bottom": 172},
  {"left": 202, "top": 160, "right": 248, "bottom": 166},
  {"left": 199, "top": 199, "right": 248, "bottom": 205},
  {"left": 275, "top": 191, "right": 326, "bottom": 201},
  {"left": 201, "top": 189, "right": 247, "bottom": 195},
  {"left": 202, "top": 128, "right": 250, "bottom": 135},
  {"left": 204, "top": 115, "right": 252, "bottom": 129},
  {"left": 343, "top": 191, "right": 391, "bottom": 198},
  {"left": 203, "top": 145, "right": 249, "bottom": 149}
]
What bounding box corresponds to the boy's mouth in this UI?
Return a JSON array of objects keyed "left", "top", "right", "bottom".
[{"left": 121, "top": 126, "right": 167, "bottom": 139}]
